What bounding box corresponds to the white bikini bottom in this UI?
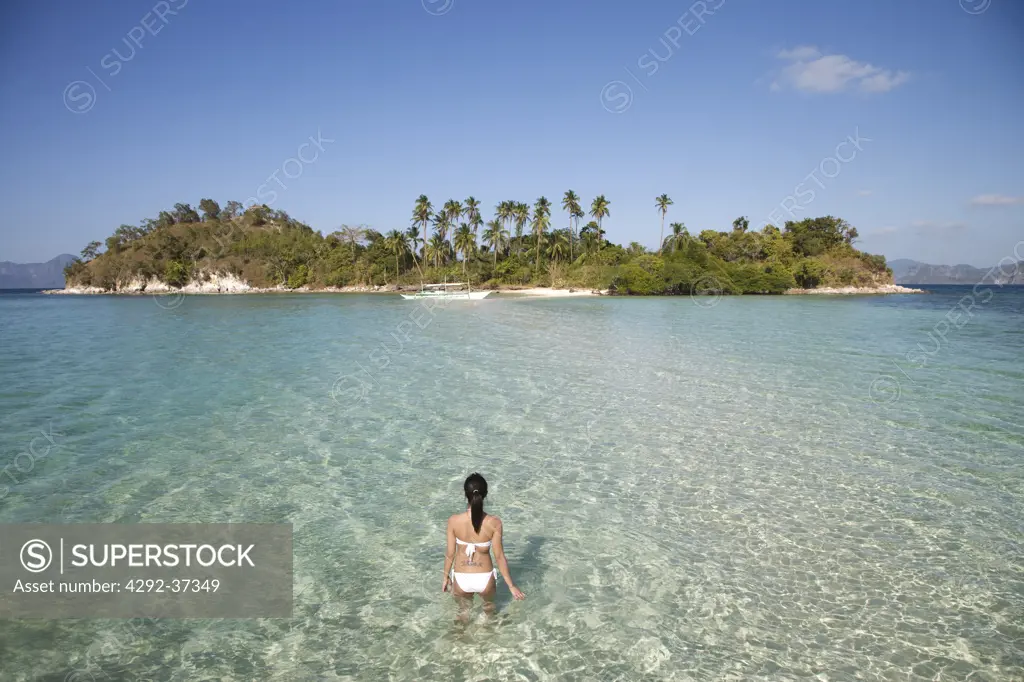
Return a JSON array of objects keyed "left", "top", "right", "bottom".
[{"left": 451, "top": 569, "right": 497, "bottom": 593}]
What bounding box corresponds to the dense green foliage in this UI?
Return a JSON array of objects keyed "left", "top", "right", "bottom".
[{"left": 65, "top": 194, "right": 893, "bottom": 294}]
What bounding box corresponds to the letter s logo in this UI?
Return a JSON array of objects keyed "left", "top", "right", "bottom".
[
  {"left": 21, "top": 539, "right": 53, "bottom": 572},
  {"left": 63, "top": 81, "right": 96, "bottom": 114}
]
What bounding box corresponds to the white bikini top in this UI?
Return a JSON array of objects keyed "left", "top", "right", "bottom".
[{"left": 455, "top": 538, "right": 491, "bottom": 560}]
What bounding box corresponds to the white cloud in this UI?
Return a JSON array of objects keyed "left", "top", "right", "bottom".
[
  {"left": 771, "top": 46, "right": 910, "bottom": 94},
  {"left": 970, "top": 194, "right": 1023, "bottom": 206},
  {"left": 857, "top": 189, "right": 873, "bottom": 197},
  {"left": 860, "top": 71, "right": 912, "bottom": 93},
  {"left": 776, "top": 46, "right": 821, "bottom": 61}
]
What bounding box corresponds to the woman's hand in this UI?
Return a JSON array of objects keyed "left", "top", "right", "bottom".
[
  {"left": 508, "top": 584, "right": 525, "bottom": 600},
  {"left": 442, "top": 576, "right": 451, "bottom": 593}
]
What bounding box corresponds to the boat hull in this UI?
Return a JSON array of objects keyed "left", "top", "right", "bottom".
[{"left": 400, "top": 290, "right": 492, "bottom": 300}]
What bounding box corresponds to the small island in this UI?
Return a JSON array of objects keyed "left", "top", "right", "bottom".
[{"left": 54, "top": 194, "right": 922, "bottom": 297}]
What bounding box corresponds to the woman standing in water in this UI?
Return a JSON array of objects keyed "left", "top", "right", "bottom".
[{"left": 442, "top": 473, "right": 525, "bottom": 615}]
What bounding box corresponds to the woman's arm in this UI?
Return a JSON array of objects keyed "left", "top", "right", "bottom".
[
  {"left": 442, "top": 517, "right": 456, "bottom": 592},
  {"left": 491, "top": 518, "right": 525, "bottom": 600}
]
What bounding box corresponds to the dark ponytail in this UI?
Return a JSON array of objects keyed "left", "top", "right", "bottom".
[{"left": 464, "top": 473, "right": 488, "bottom": 533}]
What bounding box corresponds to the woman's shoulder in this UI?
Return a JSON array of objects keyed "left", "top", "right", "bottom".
[{"left": 485, "top": 515, "right": 503, "bottom": 531}]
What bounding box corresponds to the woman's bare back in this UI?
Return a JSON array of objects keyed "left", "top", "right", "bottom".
[
  {"left": 449, "top": 511, "right": 499, "bottom": 573},
  {"left": 442, "top": 474, "right": 524, "bottom": 603}
]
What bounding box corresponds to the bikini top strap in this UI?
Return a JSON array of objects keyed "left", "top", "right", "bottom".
[{"left": 454, "top": 537, "right": 491, "bottom": 558}]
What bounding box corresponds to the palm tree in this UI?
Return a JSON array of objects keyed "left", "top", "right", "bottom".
[
  {"left": 562, "top": 190, "right": 581, "bottom": 262},
  {"left": 667, "top": 222, "right": 688, "bottom": 253},
  {"left": 483, "top": 219, "right": 507, "bottom": 268},
  {"left": 470, "top": 213, "right": 483, "bottom": 249},
  {"left": 448, "top": 199, "right": 464, "bottom": 225},
  {"left": 413, "top": 195, "right": 433, "bottom": 263},
  {"left": 454, "top": 224, "right": 475, "bottom": 278},
  {"left": 405, "top": 224, "right": 424, "bottom": 279},
  {"left": 496, "top": 201, "right": 513, "bottom": 255},
  {"left": 514, "top": 202, "right": 530, "bottom": 256},
  {"left": 432, "top": 212, "right": 451, "bottom": 263},
  {"left": 578, "top": 221, "right": 601, "bottom": 259},
  {"left": 590, "top": 196, "right": 610, "bottom": 250},
  {"left": 444, "top": 199, "right": 463, "bottom": 251},
  {"left": 426, "top": 234, "right": 447, "bottom": 269},
  {"left": 572, "top": 208, "right": 585, "bottom": 258},
  {"left": 444, "top": 199, "right": 462, "bottom": 223},
  {"left": 463, "top": 197, "right": 480, "bottom": 233},
  {"left": 386, "top": 229, "right": 409, "bottom": 279},
  {"left": 550, "top": 230, "right": 569, "bottom": 263},
  {"left": 363, "top": 229, "right": 384, "bottom": 247},
  {"left": 656, "top": 194, "right": 673, "bottom": 255},
  {"left": 532, "top": 197, "right": 551, "bottom": 274}
]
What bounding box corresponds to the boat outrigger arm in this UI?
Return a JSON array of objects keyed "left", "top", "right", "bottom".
[{"left": 399, "top": 278, "right": 492, "bottom": 300}]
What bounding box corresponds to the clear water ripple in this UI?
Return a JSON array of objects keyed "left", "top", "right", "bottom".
[{"left": 0, "top": 287, "right": 1021, "bottom": 680}]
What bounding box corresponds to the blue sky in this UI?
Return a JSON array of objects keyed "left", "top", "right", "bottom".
[{"left": 0, "top": 0, "right": 1021, "bottom": 266}]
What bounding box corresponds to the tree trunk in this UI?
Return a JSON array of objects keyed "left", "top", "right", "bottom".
[
  {"left": 411, "top": 249, "right": 424, "bottom": 284},
  {"left": 569, "top": 216, "right": 574, "bottom": 262},
  {"left": 536, "top": 232, "right": 541, "bottom": 276}
]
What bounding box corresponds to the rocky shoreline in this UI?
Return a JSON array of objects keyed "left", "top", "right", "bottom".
[
  {"left": 44, "top": 273, "right": 925, "bottom": 297},
  {"left": 45, "top": 284, "right": 606, "bottom": 297},
  {"left": 44, "top": 273, "right": 393, "bottom": 296},
  {"left": 783, "top": 284, "right": 926, "bottom": 295},
  {"left": 43, "top": 273, "right": 609, "bottom": 297}
]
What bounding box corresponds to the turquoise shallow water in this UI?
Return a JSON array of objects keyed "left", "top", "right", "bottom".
[{"left": 0, "top": 287, "right": 1022, "bottom": 681}]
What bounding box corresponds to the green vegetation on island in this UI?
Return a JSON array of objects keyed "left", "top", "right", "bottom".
[{"left": 64, "top": 194, "right": 893, "bottom": 294}]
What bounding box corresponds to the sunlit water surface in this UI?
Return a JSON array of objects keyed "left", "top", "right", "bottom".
[{"left": 0, "top": 287, "right": 1021, "bottom": 681}]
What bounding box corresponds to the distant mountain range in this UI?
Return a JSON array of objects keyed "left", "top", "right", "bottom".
[
  {"left": 0, "top": 254, "right": 76, "bottom": 289},
  {"left": 889, "top": 258, "right": 1024, "bottom": 285}
]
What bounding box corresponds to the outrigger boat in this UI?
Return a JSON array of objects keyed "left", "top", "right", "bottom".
[{"left": 399, "top": 280, "right": 492, "bottom": 301}]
